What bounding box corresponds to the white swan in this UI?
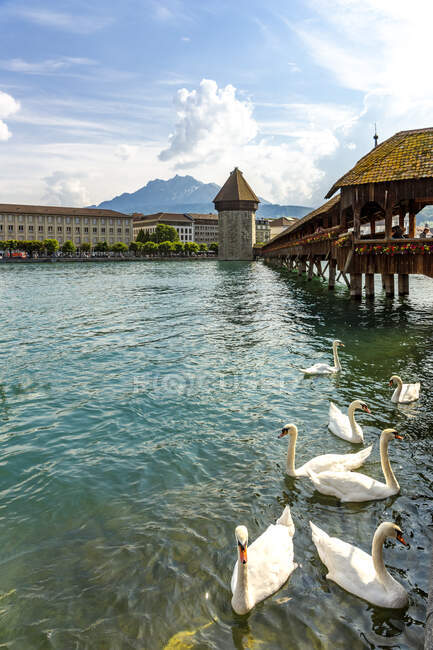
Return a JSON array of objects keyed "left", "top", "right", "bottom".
[
  {"left": 231, "top": 506, "right": 296, "bottom": 615},
  {"left": 310, "top": 521, "right": 409, "bottom": 608},
  {"left": 278, "top": 423, "right": 372, "bottom": 477},
  {"left": 389, "top": 375, "right": 420, "bottom": 403},
  {"left": 306, "top": 428, "right": 402, "bottom": 502},
  {"left": 300, "top": 340, "right": 344, "bottom": 375},
  {"left": 328, "top": 400, "right": 371, "bottom": 443}
]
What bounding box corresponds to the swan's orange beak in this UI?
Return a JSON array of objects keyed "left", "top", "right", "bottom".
[
  {"left": 394, "top": 433, "right": 403, "bottom": 440},
  {"left": 362, "top": 405, "right": 371, "bottom": 413},
  {"left": 389, "top": 380, "right": 393, "bottom": 387},
  {"left": 396, "top": 531, "right": 408, "bottom": 546},
  {"left": 278, "top": 429, "right": 288, "bottom": 439},
  {"left": 238, "top": 543, "right": 247, "bottom": 564}
]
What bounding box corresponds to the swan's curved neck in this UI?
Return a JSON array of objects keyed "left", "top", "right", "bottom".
[
  {"left": 393, "top": 376, "right": 403, "bottom": 399},
  {"left": 333, "top": 345, "right": 341, "bottom": 370},
  {"left": 348, "top": 403, "right": 358, "bottom": 434},
  {"left": 380, "top": 436, "right": 399, "bottom": 491},
  {"left": 286, "top": 430, "right": 297, "bottom": 476},
  {"left": 232, "top": 555, "right": 250, "bottom": 612},
  {"left": 372, "top": 528, "right": 392, "bottom": 585}
]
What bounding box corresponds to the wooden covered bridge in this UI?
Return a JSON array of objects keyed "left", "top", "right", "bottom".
[{"left": 260, "top": 128, "right": 433, "bottom": 298}]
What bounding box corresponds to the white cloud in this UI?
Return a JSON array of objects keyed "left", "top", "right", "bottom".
[
  {"left": 287, "top": 61, "right": 300, "bottom": 73},
  {"left": 10, "top": 6, "right": 112, "bottom": 34},
  {"left": 298, "top": 0, "right": 433, "bottom": 126},
  {"left": 158, "top": 79, "right": 357, "bottom": 203},
  {"left": 159, "top": 79, "right": 258, "bottom": 163},
  {"left": 115, "top": 144, "right": 138, "bottom": 160},
  {"left": 0, "top": 56, "right": 95, "bottom": 75},
  {"left": 0, "top": 90, "right": 20, "bottom": 140},
  {"left": 0, "top": 57, "right": 96, "bottom": 75},
  {"left": 43, "top": 171, "right": 90, "bottom": 206}
]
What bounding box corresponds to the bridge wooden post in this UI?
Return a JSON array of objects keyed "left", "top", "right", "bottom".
[
  {"left": 384, "top": 274, "right": 395, "bottom": 297},
  {"left": 298, "top": 259, "right": 306, "bottom": 276},
  {"left": 409, "top": 210, "right": 416, "bottom": 238},
  {"left": 353, "top": 205, "right": 361, "bottom": 239},
  {"left": 398, "top": 274, "right": 409, "bottom": 295},
  {"left": 385, "top": 206, "right": 393, "bottom": 239},
  {"left": 328, "top": 259, "right": 336, "bottom": 289},
  {"left": 365, "top": 273, "right": 375, "bottom": 298},
  {"left": 350, "top": 273, "right": 362, "bottom": 299},
  {"left": 307, "top": 258, "right": 314, "bottom": 280}
]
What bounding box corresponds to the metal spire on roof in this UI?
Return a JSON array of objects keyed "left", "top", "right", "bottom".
[{"left": 374, "top": 123, "right": 378, "bottom": 148}]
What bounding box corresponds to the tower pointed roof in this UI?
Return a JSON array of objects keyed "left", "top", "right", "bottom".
[{"left": 213, "top": 168, "right": 259, "bottom": 211}]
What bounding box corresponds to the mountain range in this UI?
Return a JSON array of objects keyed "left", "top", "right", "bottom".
[{"left": 90, "top": 175, "right": 312, "bottom": 219}]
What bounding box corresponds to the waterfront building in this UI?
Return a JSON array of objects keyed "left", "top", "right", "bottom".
[
  {"left": 187, "top": 213, "right": 218, "bottom": 246},
  {"left": 214, "top": 168, "right": 259, "bottom": 261},
  {"left": 255, "top": 218, "right": 271, "bottom": 243},
  {"left": 133, "top": 213, "right": 195, "bottom": 242},
  {"left": 0, "top": 204, "right": 132, "bottom": 247},
  {"left": 133, "top": 212, "right": 219, "bottom": 245},
  {"left": 270, "top": 217, "right": 297, "bottom": 239}
]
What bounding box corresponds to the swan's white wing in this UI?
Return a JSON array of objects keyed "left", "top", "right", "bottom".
[
  {"left": 310, "top": 522, "right": 376, "bottom": 584},
  {"left": 400, "top": 382, "right": 420, "bottom": 402},
  {"left": 297, "top": 446, "right": 372, "bottom": 476},
  {"left": 310, "top": 522, "right": 408, "bottom": 608},
  {"left": 307, "top": 469, "right": 393, "bottom": 502},
  {"left": 328, "top": 402, "right": 363, "bottom": 443},
  {"left": 301, "top": 363, "right": 336, "bottom": 375}
]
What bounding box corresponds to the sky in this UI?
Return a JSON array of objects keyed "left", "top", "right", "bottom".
[{"left": 0, "top": 0, "right": 432, "bottom": 209}]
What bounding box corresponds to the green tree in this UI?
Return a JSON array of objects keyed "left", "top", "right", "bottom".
[
  {"left": 209, "top": 242, "right": 218, "bottom": 253},
  {"left": 111, "top": 242, "right": 128, "bottom": 253},
  {"left": 199, "top": 243, "right": 208, "bottom": 253},
  {"left": 185, "top": 242, "right": 199, "bottom": 256},
  {"left": 152, "top": 223, "right": 179, "bottom": 243},
  {"left": 94, "top": 241, "right": 109, "bottom": 252},
  {"left": 158, "top": 240, "right": 173, "bottom": 256},
  {"left": 136, "top": 228, "right": 150, "bottom": 243},
  {"left": 80, "top": 242, "right": 91, "bottom": 252},
  {"left": 61, "top": 240, "right": 76, "bottom": 255},
  {"left": 129, "top": 241, "right": 139, "bottom": 255},
  {"left": 43, "top": 239, "right": 59, "bottom": 255},
  {"left": 174, "top": 241, "right": 184, "bottom": 255},
  {"left": 143, "top": 241, "right": 157, "bottom": 256}
]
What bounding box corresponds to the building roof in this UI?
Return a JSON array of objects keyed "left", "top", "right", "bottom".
[
  {"left": 0, "top": 203, "right": 130, "bottom": 218},
  {"left": 213, "top": 168, "right": 260, "bottom": 204},
  {"left": 326, "top": 127, "right": 433, "bottom": 198},
  {"left": 270, "top": 217, "right": 297, "bottom": 227},
  {"left": 133, "top": 212, "right": 193, "bottom": 225},
  {"left": 187, "top": 213, "right": 218, "bottom": 221}
]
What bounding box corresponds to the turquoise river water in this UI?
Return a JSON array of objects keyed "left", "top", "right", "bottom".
[{"left": 0, "top": 260, "right": 432, "bottom": 649}]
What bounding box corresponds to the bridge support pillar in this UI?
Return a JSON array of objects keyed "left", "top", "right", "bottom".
[
  {"left": 328, "top": 259, "right": 336, "bottom": 289},
  {"left": 365, "top": 273, "right": 375, "bottom": 298},
  {"left": 350, "top": 273, "right": 362, "bottom": 299},
  {"left": 384, "top": 273, "right": 395, "bottom": 297},
  {"left": 381, "top": 273, "right": 386, "bottom": 290},
  {"left": 298, "top": 259, "right": 306, "bottom": 276},
  {"left": 307, "top": 258, "right": 314, "bottom": 280},
  {"left": 398, "top": 274, "right": 409, "bottom": 296}
]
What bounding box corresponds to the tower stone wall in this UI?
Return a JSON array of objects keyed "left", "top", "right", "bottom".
[
  {"left": 218, "top": 210, "right": 256, "bottom": 260},
  {"left": 213, "top": 168, "right": 259, "bottom": 262}
]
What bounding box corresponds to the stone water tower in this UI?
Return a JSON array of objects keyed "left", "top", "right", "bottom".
[{"left": 213, "top": 168, "right": 259, "bottom": 261}]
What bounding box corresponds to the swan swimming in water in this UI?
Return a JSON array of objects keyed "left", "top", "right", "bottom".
[
  {"left": 307, "top": 428, "right": 402, "bottom": 502},
  {"left": 310, "top": 520, "right": 409, "bottom": 608},
  {"left": 300, "top": 340, "right": 344, "bottom": 375},
  {"left": 231, "top": 506, "right": 296, "bottom": 615},
  {"left": 278, "top": 423, "right": 372, "bottom": 477},
  {"left": 328, "top": 400, "right": 371, "bottom": 444},
  {"left": 389, "top": 375, "right": 420, "bottom": 403}
]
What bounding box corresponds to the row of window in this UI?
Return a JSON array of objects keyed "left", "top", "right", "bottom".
[
  {"left": 0, "top": 215, "right": 130, "bottom": 225},
  {"left": 0, "top": 225, "right": 128, "bottom": 234}
]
